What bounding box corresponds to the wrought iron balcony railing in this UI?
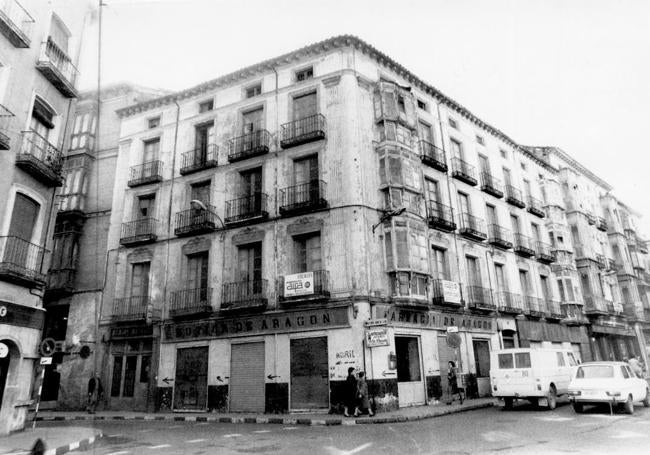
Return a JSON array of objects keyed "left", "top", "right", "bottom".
[
  {"left": 174, "top": 205, "right": 221, "bottom": 236},
  {"left": 46, "top": 268, "right": 76, "bottom": 295},
  {"left": 0, "top": 236, "right": 47, "bottom": 286},
  {"left": 432, "top": 279, "right": 462, "bottom": 307},
  {"left": 57, "top": 192, "right": 86, "bottom": 216},
  {"left": 127, "top": 160, "right": 163, "bottom": 187},
  {"left": 224, "top": 192, "right": 269, "bottom": 225},
  {"left": 279, "top": 270, "right": 330, "bottom": 302},
  {"left": 488, "top": 224, "right": 513, "bottom": 249},
  {"left": 536, "top": 241, "right": 555, "bottom": 264},
  {"left": 525, "top": 296, "right": 545, "bottom": 317},
  {"left": 451, "top": 157, "right": 477, "bottom": 186},
  {"left": 279, "top": 180, "right": 328, "bottom": 216},
  {"left": 180, "top": 144, "right": 218, "bottom": 175},
  {"left": 17, "top": 130, "right": 64, "bottom": 186},
  {"left": 36, "top": 37, "right": 78, "bottom": 98},
  {"left": 222, "top": 279, "right": 268, "bottom": 311},
  {"left": 419, "top": 141, "right": 447, "bottom": 172},
  {"left": 505, "top": 185, "right": 525, "bottom": 208},
  {"left": 586, "top": 212, "right": 596, "bottom": 225},
  {"left": 427, "top": 201, "right": 456, "bottom": 232},
  {"left": 169, "top": 287, "right": 213, "bottom": 318},
  {"left": 546, "top": 299, "right": 564, "bottom": 320},
  {"left": 595, "top": 253, "right": 607, "bottom": 269},
  {"left": 496, "top": 291, "right": 524, "bottom": 314},
  {"left": 514, "top": 233, "right": 535, "bottom": 257},
  {"left": 0, "top": 0, "right": 34, "bottom": 47},
  {"left": 459, "top": 212, "right": 487, "bottom": 241},
  {"left": 465, "top": 285, "right": 495, "bottom": 311},
  {"left": 120, "top": 218, "right": 158, "bottom": 246},
  {"left": 112, "top": 296, "right": 150, "bottom": 322},
  {"left": 480, "top": 172, "right": 504, "bottom": 198},
  {"left": 280, "top": 114, "right": 326, "bottom": 148},
  {"left": 584, "top": 295, "right": 608, "bottom": 315},
  {"left": 0, "top": 103, "right": 15, "bottom": 150},
  {"left": 228, "top": 129, "right": 271, "bottom": 162},
  {"left": 527, "top": 196, "right": 545, "bottom": 218},
  {"left": 596, "top": 216, "right": 608, "bottom": 232}
]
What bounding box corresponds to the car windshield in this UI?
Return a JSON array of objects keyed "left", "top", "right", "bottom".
[{"left": 576, "top": 365, "right": 614, "bottom": 379}]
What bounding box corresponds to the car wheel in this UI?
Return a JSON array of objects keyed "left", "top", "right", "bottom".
[
  {"left": 624, "top": 395, "right": 635, "bottom": 415},
  {"left": 504, "top": 397, "right": 514, "bottom": 410},
  {"left": 573, "top": 402, "right": 583, "bottom": 413},
  {"left": 643, "top": 389, "right": 650, "bottom": 408},
  {"left": 547, "top": 386, "right": 557, "bottom": 410}
]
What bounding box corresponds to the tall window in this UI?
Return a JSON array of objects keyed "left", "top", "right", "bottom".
[
  {"left": 466, "top": 256, "right": 481, "bottom": 285},
  {"left": 30, "top": 97, "right": 55, "bottom": 141},
  {"left": 540, "top": 275, "right": 550, "bottom": 301},
  {"left": 524, "top": 179, "right": 532, "bottom": 198},
  {"left": 458, "top": 192, "right": 470, "bottom": 215},
  {"left": 450, "top": 139, "right": 463, "bottom": 159},
  {"left": 187, "top": 252, "right": 209, "bottom": 291},
  {"left": 143, "top": 138, "right": 160, "bottom": 163},
  {"left": 293, "top": 155, "right": 318, "bottom": 184},
  {"left": 9, "top": 193, "right": 40, "bottom": 241},
  {"left": 425, "top": 179, "right": 440, "bottom": 203},
  {"left": 242, "top": 107, "right": 263, "bottom": 133},
  {"left": 557, "top": 276, "right": 575, "bottom": 302},
  {"left": 503, "top": 168, "right": 512, "bottom": 187},
  {"left": 194, "top": 122, "right": 213, "bottom": 157},
  {"left": 190, "top": 181, "right": 210, "bottom": 204},
  {"left": 238, "top": 243, "right": 262, "bottom": 283},
  {"left": 519, "top": 270, "right": 530, "bottom": 296},
  {"left": 294, "top": 233, "right": 321, "bottom": 272},
  {"left": 494, "top": 264, "right": 507, "bottom": 291},
  {"left": 418, "top": 120, "right": 433, "bottom": 143},
  {"left": 510, "top": 214, "right": 520, "bottom": 234},
  {"left": 130, "top": 262, "right": 150, "bottom": 297},
  {"left": 531, "top": 223, "right": 541, "bottom": 242},
  {"left": 135, "top": 194, "right": 155, "bottom": 219},
  {"left": 479, "top": 154, "right": 490, "bottom": 174},
  {"left": 292, "top": 92, "right": 317, "bottom": 120},
  {"left": 486, "top": 204, "right": 497, "bottom": 226},
  {"left": 431, "top": 247, "right": 449, "bottom": 280}
]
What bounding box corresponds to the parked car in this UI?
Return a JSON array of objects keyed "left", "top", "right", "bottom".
[
  {"left": 490, "top": 348, "right": 578, "bottom": 410},
  {"left": 568, "top": 361, "right": 649, "bottom": 414}
]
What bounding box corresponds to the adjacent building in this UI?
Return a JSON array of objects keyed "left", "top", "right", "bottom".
[{"left": 0, "top": 0, "right": 94, "bottom": 435}]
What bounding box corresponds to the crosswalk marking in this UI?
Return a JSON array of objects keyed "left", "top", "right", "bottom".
[
  {"left": 148, "top": 444, "right": 171, "bottom": 449},
  {"left": 186, "top": 439, "right": 207, "bottom": 443}
]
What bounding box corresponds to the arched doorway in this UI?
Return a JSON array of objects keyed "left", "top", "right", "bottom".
[{"left": 0, "top": 339, "right": 20, "bottom": 412}]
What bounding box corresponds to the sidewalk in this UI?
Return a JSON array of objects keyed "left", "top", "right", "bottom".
[
  {"left": 0, "top": 426, "right": 102, "bottom": 455},
  {"left": 32, "top": 397, "right": 496, "bottom": 426}
]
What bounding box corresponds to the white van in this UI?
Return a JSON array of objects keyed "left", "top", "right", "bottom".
[{"left": 490, "top": 348, "right": 578, "bottom": 409}]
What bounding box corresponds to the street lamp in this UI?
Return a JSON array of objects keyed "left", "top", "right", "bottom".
[{"left": 190, "top": 199, "right": 225, "bottom": 229}]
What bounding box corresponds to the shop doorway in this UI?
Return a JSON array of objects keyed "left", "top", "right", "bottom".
[
  {"left": 472, "top": 339, "right": 491, "bottom": 397},
  {"left": 438, "top": 335, "right": 458, "bottom": 401},
  {"left": 290, "top": 337, "right": 329, "bottom": 410},
  {"left": 395, "top": 336, "right": 425, "bottom": 407},
  {"left": 230, "top": 342, "right": 265, "bottom": 412},
  {"left": 174, "top": 347, "right": 208, "bottom": 411}
]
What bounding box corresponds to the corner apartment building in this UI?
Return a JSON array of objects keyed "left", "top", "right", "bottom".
[
  {"left": 39, "top": 84, "right": 168, "bottom": 411},
  {"left": 96, "top": 36, "right": 595, "bottom": 414},
  {"left": 0, "top": 0, "right": 94, "bottom": 435}
]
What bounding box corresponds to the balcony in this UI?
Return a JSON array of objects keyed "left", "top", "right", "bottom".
[
  {"left": 625, "top": 302, "right": 645, "bottom": 322},
  {"left": 57, "top": 192, "right": 86, "bottom": 218},
  {"left": 536, "top": 241, "right": 555, "bottom": 264},
  {"left": 222, "top": 279, "right": 268, "bottom": 311},
  {"left": 527, "top": 196, "right": 545, "bottom": 218},
  {"left": 584, "top": 295, "right": 608, "bottom": 316},
  {"left": 514, "top": 233, "right": 535, "bottom": 257},
  {"left": 561, "top": 303, "right": 588, "bottom": 325},
  {"left": 228, "top": 130, "right": 271, "bottom": 162},
  {"left": 127, "top": 160, "right": 163, "bottom": 187},
  {"left": 451, "top": 157, "right": 477, "bottom": 186},
  {"left": 480, "top": 172, "right": 504, "bottom": 198},
  {"left": 632, "top": 252, "right": 645, "bottom": 271},
  {"left": 279, "top": 270, "right": 330, "bottom": 303},
  {"left": 545, "top": 299, "right": 564, "bottom": 320},
  {"left": 596, "top": 217, "right": 608, "bottom": 232},
  {"left": 595, "top": 254, "right": 607, "bottom": 270},
  {"left": 465, "top": 285, "right": 495, "bottom": 311},
  {"left": 505, "top": 185, "right": 525, "bottom": 208},
  {"left": 279, "top": 180, "right": 328, "bottom": 216},
  {"left": 431, "top": 279, "right": 462, "bottom": 308},
  {"left": 120, "top": 218, "right": 157, "bottom": 246},
  {"left": 0, "top": 103, "right": 15, "bottom": 150},
  {"left": 586, "top": 213, "right": 596, "bottom": 226},
  {"left": 525, "top": 296, "right": 545, "bottom": 318},
  {"left": 112, "top": 296, "right": 150, "bottom": 322},
  {"left": 606, "top": 258, "right": 617, "bottom": 272},
  {"left": 495, "top": 291, "right": 524, "bottom": 315},
  {"left": 180, "top": 144, "right": 218, "bottom": 175},
  {"left": 224, "top": 192, "right": 269, "bottom": 226},
  {"left": 45, "top": 268, "right": 76, "bottom": 296},
  {"left": 459, "top": 213, "right": 487, "bottom": 241},
  {"left": 169, "top": 288, "right": 213, "bottom": 318},
  {"left": 35, "top": 37, "right": 78, "bottom": 98},
  {"left": 16, "top": 131, "right": 64, "bottom": 186},
  {"left": 0, "top": 236, "right": 46, "bottom": 287},
  {"left": 280, "top": 114, "right": 326, "bottom": 149},
  {"left": 638, "top": 238, "right": 648, "bottom": 254},
  {"left": 615, "top": 261, "right": 636, "bottom": 277},
  {"left": 488, "top": 224, "right": 513, "bottom": 250},
  {"left": 419, "top": 141, "right": 447, "bottom": 172},
  {"left": 427, "top": 201, "right": 456, "bottom": 232},
  {"left": 0, "top": 0, "right": 33, "bottom": 47},
  {"left": 174, "top": 206, "right": 221, "bottom": 237}
]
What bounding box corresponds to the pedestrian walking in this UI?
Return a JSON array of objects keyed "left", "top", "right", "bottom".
[
  {"left": 354, "top": 371, "right": 374, "bottom": 417},
  {"left": 87, "top": 375, "right": 103, "bottom": 414},
  {"left": 343, "top": 367, "right": 357, "bottom": 417},
  {"left": 446, "top": 361, "right": 464, "bottom": 405}
]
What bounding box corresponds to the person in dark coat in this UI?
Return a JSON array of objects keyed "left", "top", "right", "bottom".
[
  {"left": 87, "top": 375, "right": 103, "bottom": 414},
  {"left": 354, "top": 371, "right": 374, "bottom": 417},
  {"left": 446, "top": 361, "right": 464, "bottom": 405},
  {"left": 344, "top": 367, "right": 357, "bottom": 417}
]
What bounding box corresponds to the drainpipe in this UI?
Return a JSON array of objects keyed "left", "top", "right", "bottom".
[{"left": 271, "top": 65, "right": 280, "bottom": 385}]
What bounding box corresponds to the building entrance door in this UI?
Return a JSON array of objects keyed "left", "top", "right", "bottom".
[
  {"left": 395, "top": 336, "right": 425, "bottom": 407},
  {"left": 173, "top": 347, "right": 208, "bottom": 411},
  {"left": 438, "top": 335, "right": 459, "bottom": 401},
  {"left": 230, "top": 342, "right": 265, "bottom": 412},
  {"left": 290, "top": 337, "right": 329, "bottom": 410}
]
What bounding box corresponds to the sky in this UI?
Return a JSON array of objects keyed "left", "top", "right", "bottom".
[{"left": 78, "top": 0, "right": 650, "bottom": 235}]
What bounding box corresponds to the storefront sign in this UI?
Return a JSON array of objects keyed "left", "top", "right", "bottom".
[
  {"left": 441, "top": 280, "right": 462, "bottom": 304},
  {"left": 283, "top": 272, "right": 314, "bottom": 297},
  {"left": 110, "top": 325, "right": 154, "bottom": 340},
  {"left": 375, "top": 306, "right": 495, "bottom": 333},
  {"left": 0, "top": 300, "right": 44, "bottom": 330},
  {"left": 365, "top": 326, "right": 389, "bottom": 347},
  {"left": 364, "top": 318, "right": 387, "bottom": 327},
  {"left": 591, "top": 324, "right": 635, "bottom": 337},
  {"left": 163, "top": 306, "right": 350, "bottom": 342},
  {"left": 497, "top": 318, "right": 518, "bottom": 332}
]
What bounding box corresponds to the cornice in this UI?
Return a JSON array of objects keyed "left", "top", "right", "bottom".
[{"left": 545, "top": 146, "right": 613, "bottom": 191}]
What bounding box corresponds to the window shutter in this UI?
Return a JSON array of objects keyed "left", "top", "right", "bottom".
[
  {"left": 380, "top": 84, "right": 398, "bottom": 121},
  {"left": 8, "top": 193, "right": 40, "bottom": 241}
]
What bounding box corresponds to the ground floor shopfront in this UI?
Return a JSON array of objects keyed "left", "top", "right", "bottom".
[
  {"left": 514, "top": 319, "right": 592, "bottom": 362},
  {"left": 589, "top": 318, "right": 645, "bottom": 363}
]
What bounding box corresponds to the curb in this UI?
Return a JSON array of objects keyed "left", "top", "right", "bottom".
[
  {"left": 34, "top": 402, "right": 494, "bottom": 427},
  {"left": 41, "top": 431, "right": 103, "bottom": 455}
]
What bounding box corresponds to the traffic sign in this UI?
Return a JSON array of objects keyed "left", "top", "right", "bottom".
[
  {"left": 446, "top": 332, "right": 462, "bottom": 348},
  {"left": 0, "top": 342, "right": 8, "bottom": 359},
  {"left": 40, "top": 357, "right": 53, "bottom": 365},
  {"left": 39, "top": 338, "right": 56, "bottom": 357}
]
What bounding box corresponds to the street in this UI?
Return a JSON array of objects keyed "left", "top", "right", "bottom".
[{"left": 34, "top": 400, "right": 650, "bottom": 455}]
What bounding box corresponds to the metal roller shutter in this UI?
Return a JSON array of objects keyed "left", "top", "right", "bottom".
[{"left": 230, "top": 342, "right": 265, "bottom": 412}]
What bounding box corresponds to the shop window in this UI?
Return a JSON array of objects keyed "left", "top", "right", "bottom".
[{"left": 110, "top": 340, "right": 153, "bottom": 398}]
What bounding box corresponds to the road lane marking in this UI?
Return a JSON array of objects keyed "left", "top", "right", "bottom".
[
  {"left": 325, "top": 442, "right": 373, "bottom": 455},
  {"left": 138, "top": 429, "right": 154, "bottom": 433},
  {"left": 536, "top": 416, "right": 574, "bottom": 422},
  {"left": 107, "top": 434, "right": 125, "bottom": 438},
  {"left": 253, "top": 430, "right": 271, "bottom": 433},
  {"left": 186, "top": 439, "right": 207, "bottom": 443},
  {"left": 223, "top": 433, "right": 242, "bottom": 438},
  {"left": 283, "top": 426, "right": 298, "bottom": 430},
  {"left": 610, "top": 431, "right": 648, "bottom": 439},
  {"left": 168, "top": 425, "right": 183, "bottom": 428},
  {"left": 148, "top": 444, "right": 172, "bottom": 449},
  {"left": 482, "top": 431, "right": 517, "bottom": 442},
  {"left": 106, "top": 452, "right": 130, "bottom": 455}
]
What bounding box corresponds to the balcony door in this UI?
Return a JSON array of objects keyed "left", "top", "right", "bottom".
[
  {"left": 293, "top": 156, "right": 319, "bottom": 205},
  {"left": 503, "top": 168, "right": 512, "bottom": 187},
  {"left": 30, "top": 98, "right": 54, "bottom": 142},
  {"left": 130, "top": 262, "right": 150, "bottom": 298},
  {"left": 524, "top": 179, "right": 532, "bottom": 199},
  {"left": 466, "top": 256, "right": 481, "bottom": 286},
  {"left": 431, "top": 247, "right": 449, "bottom": 281},
  {"left": 6, "top": 193, "right": 40, "bottom": 269},
  {"left": 194, "top": 122, "right": 213, "bottom": 161},
  {"left": 494, "top": 264, "right": 507, "bottom": 293},
  {"left": 187, "top": 252, "right": 209, "bottom": 301},
  {"left": 295, "top": 233, "right": 321, "bottom": 274},
  {"left": 238, "top": 243, "right": 262, "bottom": 296},
  {"left": 418, "top": 120, "right": 434, "bottom": 143},
  {"left": 450, "top": 138, "right": 463, "bottom": 160},
  {"left": 540, "top": 275, "right": 550, "bottom": 302},
  {"left": 519, "top": 270, "right": 530, "bottom": 297},
  {"left": 486, "top": 204, "right": 497, "bottom": 227},
  {"left": 143, "top": 138, "right": 159, "bottom": 164},
  {"left": 240, "top": 168, "right": 262, "bottom": 213},
  {"left": 510, "top": 214, "right": 520, "bottom": 235},
  {"left": 531, "top": 223, "right": 541, "bottom": 243},
  {"left": 293, "top": 92, "right": 317, "bottom": 121},
  {"left": 479, "top": 154, "right": 490, "bottom": 174},
  {"left": 242, "top": 107, "right": 263, "bottom": 134},
  {"left": 458, "top": 192, "right": 470, "bottom": 215}
]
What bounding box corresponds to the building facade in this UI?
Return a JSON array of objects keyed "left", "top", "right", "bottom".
[
  {"left": 94, "top": 36, "right": 622, "bottom": 414},
  {"left": 0, "top": 0, "right": 94, "bottom": 435}
]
